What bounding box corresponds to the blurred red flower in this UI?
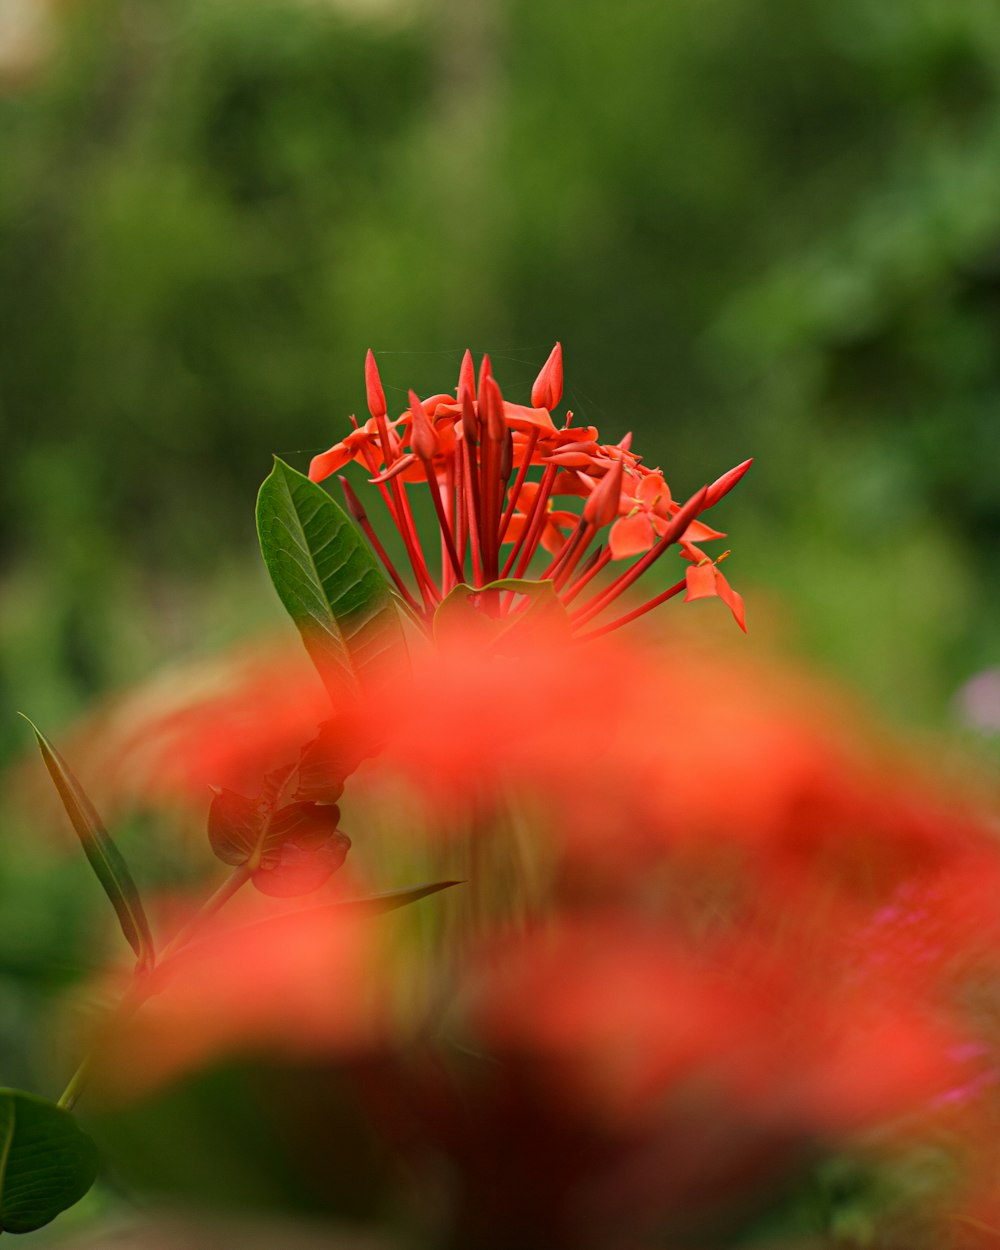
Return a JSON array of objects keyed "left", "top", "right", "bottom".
[{"left": 83, "top": 625, "right": 1000, "bottom": 1247}]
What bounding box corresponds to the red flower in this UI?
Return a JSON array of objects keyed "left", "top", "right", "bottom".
[
  {"left": 683, "top": 548, "right": 747, "bottom": 632},
  {"left": 83, "top": 629, "right": 1000, "bottom": 1247},
  {"left": 309, "top": 347, "right": 751, "bottom": 637}
]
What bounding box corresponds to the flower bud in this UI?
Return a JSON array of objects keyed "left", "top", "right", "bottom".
[
  {"left": 365, "top": 350, "right": 387, "bottom": 420},
  {"left": 531, "top": 342, "right": 563, "bottom": 410},
  {"left": 409, "top": 391, "right": 439, "bottom": 462},
  {"left": 583, "top": 456, "right": 624, "bottom": 528}
]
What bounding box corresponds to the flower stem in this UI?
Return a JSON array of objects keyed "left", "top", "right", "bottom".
[{"left": 57, "top": 864, "right": 252, "bottom": 1111}]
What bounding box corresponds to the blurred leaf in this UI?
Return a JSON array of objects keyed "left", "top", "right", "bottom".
[
  {"left": 20, "top": 716, "right": 155, "bottom": 973},
  {"left": 207, "top": 788, "right": 266, "bottom": 866},
  {"left": 251, "top": 833, "right": 351, "bottom": 898},
  {"left": 256, "top": 458, "right": 405, "bottom": 701},
  {"left": 0, "top": 1089, "right": 98, "bottom": 1234},
  {"left": 208, "top": 767, "right": 349, "bottom": 897},
  {"left": 434, "top": 579, "right": 568, "bottom": 644},
  {"left": 294, "top": 716, "right": 379, "bottom": 804},
  {"left": 329, "top": 880, "right": 462, "bottom": 917}
]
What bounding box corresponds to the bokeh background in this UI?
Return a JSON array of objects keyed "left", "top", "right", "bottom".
[
  {"left": 4, "top": 0, "right": 1000, "bottom": 746},
  {"left": 1, "top": 0, "right": 1000, "bottom": 1239}
]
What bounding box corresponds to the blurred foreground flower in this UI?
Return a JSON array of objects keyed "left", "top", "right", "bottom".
[{"left": 84, "top": 627, "right": 1000, "bottom": 1250}]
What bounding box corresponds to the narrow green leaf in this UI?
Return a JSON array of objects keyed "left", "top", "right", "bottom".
[
  {"left": 21, "top": 716, "right": 155, "bottom": 972},
  {"left": 157, "top": 885, "right": 465, "bottom": 980},
  {"left": 330, "top": 879, "right": 462, "bottom": 917},
  {"left": 172, "top": 881, "right": 463, "bottom": 963},
  {"left": 256, "top": 458, "right": 406, "bottom": 699},
  {"left": 0, "top": 1089, "right": 98, "bottom": 1234}
]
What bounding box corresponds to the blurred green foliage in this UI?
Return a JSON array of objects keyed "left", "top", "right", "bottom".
[{"left": 2, "top": 0, "right": 1000, "bottom": 741}]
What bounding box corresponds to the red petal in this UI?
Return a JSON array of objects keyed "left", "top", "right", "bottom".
[
  {"left": 502, "top": 403, "right": 558, "bottom": 434},
  {"left": 680, "top": 519, "right": 727, "bottom": 544},
  {"left": 368, "top": 452, "right": 417, "bottom": 484},
  {"left": 309, "top": 443, "right": 352, "bottom": 483},
  {"left": 636, "top": 473, "right": 671, "bottom": 513},
  {"left": 715, "top": 570, "right": 747, "bottom": 633},
  {"left": 683, "top": 563, "right": 717, "bottom": 603},
  {"left": 609, "top": 512, "right": 656, "bottom": 559}
]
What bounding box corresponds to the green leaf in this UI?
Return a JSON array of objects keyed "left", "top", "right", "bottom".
[
  {"left": 207, "top": 766, "right": 350, "bottom": 898},
  {"left": 256, "top": 458, "right": 405, "bottom": 700},
  {"left": 330, "top": 879, "right": 462, "bottom": 917},
  {"left": 294, "top": 717, "right": 378, "bottom": 805},
  {"left": 164, "top": 881, "right": 461, "bottom": 974},
  {"left": 21, "top": 717, "right": 155, "bottom": 973},
  {"left": 433, "top": 579, "right": 569, "bottom": 644},
  {"left": 0, "top": 1089, "right": 98, "bottom": 1234}
]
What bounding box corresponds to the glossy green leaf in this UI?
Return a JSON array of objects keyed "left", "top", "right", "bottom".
[
  {"left": 256, "top": 458, "right": 405, "bottom": 700},
  {"left": 21, "top": 717, "right": 155, "bottom": 973},
  {"left": 0, "top": 1089, "right": 98, "bottom": 1234}
]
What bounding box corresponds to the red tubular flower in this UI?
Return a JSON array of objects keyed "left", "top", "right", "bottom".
[{"left": 309, "top": 346, "right": 751, "bottom": 637}]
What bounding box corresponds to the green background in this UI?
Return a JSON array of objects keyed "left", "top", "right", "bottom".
[{"left": 3, "top": 0, "right": 1000, "bottom": 748}]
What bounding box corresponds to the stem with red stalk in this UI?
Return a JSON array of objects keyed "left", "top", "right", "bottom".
[
  {"left": 552, "top": 520, "right": 598, "bottom": 592},
  {"left": 488, "top": 410, "right": 515, "bottom": 585},
  {"left": 461, "top": 407, "right": 485, "bottom": 587},
  {"left": 476, "top": 357, "right": 494, "bottom": 574},
  {"left": 503, "top": 463, "right": 558, "bottom": 578},
  {"left": 409, "top": 390, "right": 464, "bottom": 586},
  {"left": 454, "top": 430, "right": 469, "bottom": 577},
  {"left": 561, "top": 546, "right": 610, "bottom": 605},
  {"left": 571, "top": 484, "right": 710, "bottom": 627},
  {"left": 539, "top": 514, "right": 588, "bottom": 582},
  {"left": 339, "top": 477, "right": 423, "bottom": 616},
  {"left": 498, "top": 427, "right": 539, "bottom": 544},
  {"left": 444, "top": 457, "right": 460, "bottom": 593},
  {"left": 386, "top": 473, "right": 438, "bottom": 603},
  {"left": 500, "top": 513, "right": 591, "bottom": 614},
  {"left": 480, "top": 369, "right": 510, "bottom": 584},
  {"left": 573, "top": 578, "right": 686, "bottom": 642},
  {"left": 360, "top": 445, "right": 439, "bottom": 610},
  {"left": 545, "top": 453, "right": 622, "bottom": 592},
  {"left": 361, "top": 351, "right": 440, "bottom": 607}
]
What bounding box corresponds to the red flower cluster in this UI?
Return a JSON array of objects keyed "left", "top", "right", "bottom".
[
  {"left": 309, "top": 345, "right": 750, "bottom": 637},
  {"left": 90, "top": 629, "right": 1000, "bottom": 1248}
]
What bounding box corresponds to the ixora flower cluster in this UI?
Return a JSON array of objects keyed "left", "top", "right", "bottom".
[{"left": 308, "top": 344, "right": 749, "bottom": 637}]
